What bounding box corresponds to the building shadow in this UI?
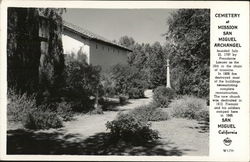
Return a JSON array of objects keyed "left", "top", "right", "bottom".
[{"left": 7, "top": 129, "right": 191, "bottom": 155}]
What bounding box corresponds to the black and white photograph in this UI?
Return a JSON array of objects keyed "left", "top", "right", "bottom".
[{"left": 6, "top": 7, "right": 210, "bottom": 156}]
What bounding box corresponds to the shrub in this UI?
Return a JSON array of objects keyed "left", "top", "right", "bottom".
[
  {"left": 7, "top": 88, "right": 37, "bottom": 122},
  {"left": 22, "top": 109, "right": 63, "bottom": 130},
  {"left": 129, "top": 105, "right": 154, "bottom": 121},
  {"left": 7, "top": 89, "right": 69, "bottom": 129},
  {"left": 129, "top": 105, "right": 171, "bottom": 121},
  {"left": 55, "top": 102, "right": 74, "bottom": 121},
  {"left": 63, "top": 59, "right": 102, "bottom": 112},
  {"left": 106, "top": 113, "right": 159, "bottom": 143},
  {"left": 100, "top": 72, "right": 116, "bottom": 98},
  {"left": 149, "top": 109, "right": 171, "bottom": 121},
  {"left": 169, "top": 95, "right": 208, "bottom": 120},
  {"left": 128, "top": 88, "right": 144, "bottom": 99},
  {"left": 153, "top": 86, "right": 176, "bottom": 108},
  {"left": 111, "top": 64, "right": 147, "bottom": 98},
  {"left": 119, "top": 95, "right": 129, "bottom": 105},
  {"left": 35, "top": 102, "right": 74, "bottom": 122},
  {"left": 195, "top": 109, "right": 209, "bottom": 122}
]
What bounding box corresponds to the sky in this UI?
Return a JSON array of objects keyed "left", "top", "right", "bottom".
[{"left": 62, "top": 9, "right": 175, "bottom": 45}]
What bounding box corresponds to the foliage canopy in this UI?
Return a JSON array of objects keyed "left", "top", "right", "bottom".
[{"left": 166, "top": 9, "right": 210, "bottom": 98}]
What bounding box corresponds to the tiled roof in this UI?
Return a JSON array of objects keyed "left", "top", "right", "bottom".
[{"left": 63, "top": 21, "right": 132, "bottom": 52}]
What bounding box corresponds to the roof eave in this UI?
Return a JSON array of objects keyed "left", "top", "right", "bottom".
[{"left": 63, "top": 24, "right": 132, "bottom": 52}]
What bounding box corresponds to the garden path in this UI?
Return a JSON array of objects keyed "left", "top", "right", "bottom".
[
  {"left": 7, "top": 89, "right": 208, "bottom": 156},
  {"left": 62, "top": 89, "right": 154, "bottom": 138}
]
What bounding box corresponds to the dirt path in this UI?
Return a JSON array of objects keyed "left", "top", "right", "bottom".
[
  {"left": 7, "top": 90, "right": 208, "bottom": 156},
  {"left": 151, "top": 118, "right": 209, "bottom": 156},
  {"left": 62, "top": 89, "right": 154, "bottom": 137}
]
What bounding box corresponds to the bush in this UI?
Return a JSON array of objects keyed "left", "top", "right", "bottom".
[
  {"left": 111, "top": 64, "right": 147, "bottom": 98},
  {"left": 169, "top": 95, "right": 208, "bottom": 120},
  {"left": 22, "top": 109, "right": 63, "bottom": 130},
  {"left": 7, "top": 89, "right": 69, "bottom": 129},
  {"left": 35, "top": 101, "right": 74, "bottom": 122},
  {"left": 195, "top": 109, "right": 209, "bottom": 122},
  {"left": 106, "top": 113, "right": 159, "bottom": 143},
  {"left": 129, "top": 105, "right": 171, "bottom": 121},
  {"left": 149, "top": 109, "right": 171, "bottom": 121},
  {"left": 100, "top": 73, "right": 116, "bottom": 98},
  {"left": 128, "top": 88, "right": 144, "bottom": 99},
  {"left": 63, "top": 59, "right": 102, "bottom": 112},
  {"left": 129, "top": 105, "right": 154, "bottom": 121},
  {"left": 55, "top": 102, "right": 74, "bottom": 121},
  {"left": 153, "top": 86, "right": 176, "bottom": 108},
  {"left": 7, "top": 89, "right": 37, "bottom": 122},
  {"left": 119, "top": 95, "right": 129, "bottom": 105}
]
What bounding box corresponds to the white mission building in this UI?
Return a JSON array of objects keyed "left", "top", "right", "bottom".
[{"left": 62, "top": 21, "right": 132, "bottom": 71}]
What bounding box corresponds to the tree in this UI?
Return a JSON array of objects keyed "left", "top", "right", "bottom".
[
  {"left": 7, "top": 8, "right": 41, "bottom": 94},
  {"left": 118, "top": 36, "right": 135, "bottom": 49},
  {"left": 134, "top": 43, "right": 148, "bottom": 69},
  {"left": 166, "top": 9, "right": 210, "bottom": 98},
  {"left": 7, "top": 8, "right": 66, "bottom": 103},
  {"left": 127, "top": 43, "right": 141, "bottom": 66},
  {"left": 117, "top": 36, "right": 169, "bottom": 89},
  {"left": 147, "top": 42, "right": 167, "bottom": 88}
]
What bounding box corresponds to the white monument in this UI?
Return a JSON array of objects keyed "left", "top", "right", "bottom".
[{"left": 166, "top": 59, "right": 171, "bottom": 88}]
